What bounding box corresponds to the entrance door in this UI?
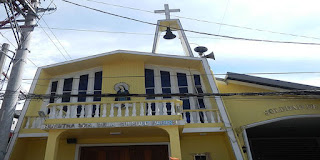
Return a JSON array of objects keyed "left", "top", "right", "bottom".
[
  {"left": 80, "top": 145, "right": 168, "bottom": 160},
  {"left": 246, "top": 117, "right": 320, "bottom": 160}
]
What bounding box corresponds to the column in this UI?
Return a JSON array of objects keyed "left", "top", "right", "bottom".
[
  {"left": 44, "top": 130, "right": 65, "bottom": 160},
  {"left": 159, "top": 126, "right": 182, "bottom": 159}
]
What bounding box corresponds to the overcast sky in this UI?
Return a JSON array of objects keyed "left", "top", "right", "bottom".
[{"left": 1, "top": 0, "right": 320, "bottom": 96}]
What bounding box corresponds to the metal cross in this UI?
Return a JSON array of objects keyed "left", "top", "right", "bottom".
[{"left": 154, "top": 4, "right": 180, "bottom": 20}]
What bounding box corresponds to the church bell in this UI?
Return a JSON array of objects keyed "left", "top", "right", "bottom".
[{"left": 163, "top": 27, "right": 176, "bottom": 40}]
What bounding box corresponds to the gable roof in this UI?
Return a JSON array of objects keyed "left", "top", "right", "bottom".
[
  {"left": 40, "top": 50, "right": 204, "bottom": 76},
  {"left": 41, "top": 50, "right": 201, "bottom": 69},
  {"left": 224, "top": 72, "right": 320, "bottom": 90}
]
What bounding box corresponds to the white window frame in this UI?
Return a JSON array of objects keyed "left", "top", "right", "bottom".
[
  {"left": 42, "top": 67, "right": 102, "bottom": 112},
  {"left": 144, "top": 65, "right": 211, "bottom": 110}
]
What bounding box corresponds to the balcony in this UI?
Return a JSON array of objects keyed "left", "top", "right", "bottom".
[{"left": 23, "top": 99, "right": 223, "bottom": 130}]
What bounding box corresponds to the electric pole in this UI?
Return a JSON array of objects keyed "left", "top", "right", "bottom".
[
  {"left": 0, "top": 0, "right": 39, "bottom": 159},
  {"left": 0, "top": 43, "right": 9, "bottom": 75}
]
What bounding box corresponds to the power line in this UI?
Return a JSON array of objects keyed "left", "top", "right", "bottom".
[
  {"left": 0, "top": 32, "right": 17, "bottom": 48},
  {"left": 82, "top": 0, "right": 320, "bottom": 41},
  {"left": 26, "top": 57, "right": 38, "bottom": 67},
  {"left": 44, "top": 27, "right": 153, "bottom": 35},
  {"left": 40, "top": 18, "right": 72, "bottom": 59},
  {"left": 62, "top": 0, "right": 320, "bottom": 46},
  {"left": 217, "top": 0, "right": 230, "bottom": 35},
  {"left": 16, "top": 89, "right": 320, "bottom": 100},
  {"left": 42, "top": 27, "right": 234, "bottom": 41},
  {"left": 37, "top": 23, "right": 69, "bottom": 61}
]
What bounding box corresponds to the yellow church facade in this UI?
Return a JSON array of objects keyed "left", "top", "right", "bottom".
[
  {"left": 5, "top": 5, "right": 320, "bottom": 160},
  {"left": 6, "top": 50, "right": 320, "bottom": 160}
]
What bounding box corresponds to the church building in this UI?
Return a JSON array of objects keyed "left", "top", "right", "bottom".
[{"left": 6, "top": 4, "right": 320, "bottom": 160}]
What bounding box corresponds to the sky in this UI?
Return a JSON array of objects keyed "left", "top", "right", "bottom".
[{"left": 1, "top": 0, "right": 320, "bottom": 99}]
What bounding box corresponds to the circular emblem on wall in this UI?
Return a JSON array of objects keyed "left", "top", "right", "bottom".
[
  {"left": 114, "top": 82, "right": 131, "bottom": 101},
  {"left": 114, "top": 82, "right": 130, "bottom": 92}
]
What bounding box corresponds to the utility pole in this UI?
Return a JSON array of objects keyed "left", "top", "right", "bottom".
[
  {"left": 0, "top": 43, "right": 9, "bottom": 75},
  {"left": 0, "top": 0, "right": 39, "bottom": 159}
]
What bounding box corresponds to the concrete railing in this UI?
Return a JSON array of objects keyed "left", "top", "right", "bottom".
[
  {"left": 45, "top": 99, "right": 183, "bottom": 119},
  {"left": 183, "top": 109, "right": 222, "bottom": 124},
  {"left": 24, "top": 116, "right": 44, "bottom": 129}
]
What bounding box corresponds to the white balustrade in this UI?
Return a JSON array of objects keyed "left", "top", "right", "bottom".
[
  {"left": 132, "top": 103, "right": 136, "bottom": 117},
  {"left": 162, "top": 102, "right": 167, "bottom": 115},
  {"left": 155, "top": 103, "right": 160, "bottom": 115},
  {"left": 183, "top": 109, "right": 222, "bottom": 124},
  {"left": 80, "top": 105, "right": 85, "bottom": 118},
  {"left": 117, "top": 104, "right": 122, "bottom": 117},
  {"left": 65, "top": 105, "right": 71, "bottom": 118},
  {"left": 140, "top": 103, "right": 144, "bottom": 116},
  {"left": 24, "top": 116, "right": 44, "bottom": 129},
  {"left": 125, "top": 103, "right": 129, "bottom": 117},
  {"left": 45, "top": 99, "right": 182, "bottom": 120},
  {"left": 102, "top": 104, "right": 107, "bottom": 117},
  {"left": 171, "top": 102, "right": 176, "bottom": 115},
  {"left": 94, "top": 104, "right": 100, "bottom": 118},
  {"left": 110, "top": 103, "right": 114, "bottom": 117},
  {"left": 147, "top": 102, "right": 152, "bottom": 116}
]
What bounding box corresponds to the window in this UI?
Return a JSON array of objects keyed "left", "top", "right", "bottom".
[
  {"left": 62, "top": 78, "right": 73, "bottom": 103},
  {"left": 93, "top": 71, "right": 102, "bottom": 101},
  {"left": 145, "top": 69, "right": 155, "bottom": 99},
  {"left": 194, "top": 74, "right": 205, "bottom": 108},
  {"left": 194, "top": 74, "right": 206, "bottom": 123},
  {"left": 160, "top": 71, "right": 171, "bottom": 99},
  {"left": 62, "top": 78, "right": 73, "bottom": 112},
  {"left": 46, "top": 69, "right": 102, "bottom": 108},
  {"left": 145, "top": 69, "right": 156, "bottom": 115},
  {"left": 78, "top": 74, "right": 88, "bottom": 102},
  {"left": 92, "top": 71, "right": 102, "bottom": 117},
  {"left": 177, "top": 73, "right": 190, "bottom": 120},
  {"left": 77, "top": 74, "right": 88, "bottom": 117},
  {"left": 194, "top": 155, "right": 207, "bottom": 160},
  {"left": 49, "top": 81, "right": 58, "bottom": 103}
]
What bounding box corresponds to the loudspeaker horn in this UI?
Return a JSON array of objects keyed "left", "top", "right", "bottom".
[{"left": 204, "top": 52, "right": 215, "bottom": 60}]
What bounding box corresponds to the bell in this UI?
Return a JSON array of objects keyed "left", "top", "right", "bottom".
[{"left": 163, "top": 27, "right": 176, "bottom": 40}]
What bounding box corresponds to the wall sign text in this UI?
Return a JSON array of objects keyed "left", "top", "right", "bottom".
[
  {"left": 264, "top": 104, "right": 319, "bottom": 116},
  {"left": 42, "top": 120, "right": 178, "bottom": 130}
]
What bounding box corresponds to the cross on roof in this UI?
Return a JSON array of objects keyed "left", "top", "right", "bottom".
[{"left": 154, "top": 4, "right": 180, "bottom": 20}]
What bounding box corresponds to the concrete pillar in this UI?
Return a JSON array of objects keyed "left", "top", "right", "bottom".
[
  {"left": 44, "top": 130, "right": 65, "bottom": 160},
  {"left": 159, "top": 126, "right": 182, "bottom": 159}
]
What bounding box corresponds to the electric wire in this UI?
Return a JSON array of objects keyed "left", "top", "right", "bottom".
[
  {"left": 26, "top": 57, "right": 38, "bottom": 67},
  {"left": 37, "top": 23, "right": 68, "bottom": 60},
  {"left": 82, "top": 0, "right": 320, "bottom": 41},
  {"left": 15, "top": 89, "right": 320, "bottom": 101},
  {"left": 40, "top": 18, "right": 72, "bottom": 59},
  {"left": 62, "top": 0, "right": 320, "bottom": 46},
  {"left": 42, "top": 27, "right": 235, "bottom": 41},
  {"left": 0, "top": 32, "right": 17, "bottom": 48},
  {"left": 217, "top": 0, "right": 230, "bottom": 35}
]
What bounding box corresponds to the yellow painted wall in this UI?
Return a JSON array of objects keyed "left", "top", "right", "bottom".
[
  {"left": 102, "top": 60, "right": 145, "bottom": 102},
  {"left": 180, "top": 133, "right": 235, "bottom": 160},
  {"left": 56, "top": 136, "right": 170, "bottom": 160},
  {"left": 217, "top": 81, "right": 320, "bottom": 128},
  {"left": 217, "top": 80, "right": 320, "bottom": 159},
  {"left": 53, "top": 133, "right": 236, "bottom": 160},
  {"left": 10, "top": 138, "right": 47, "bottom": 160},
  {"left": 25, "top": 70, "right": 51, "bottom": 116}
]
